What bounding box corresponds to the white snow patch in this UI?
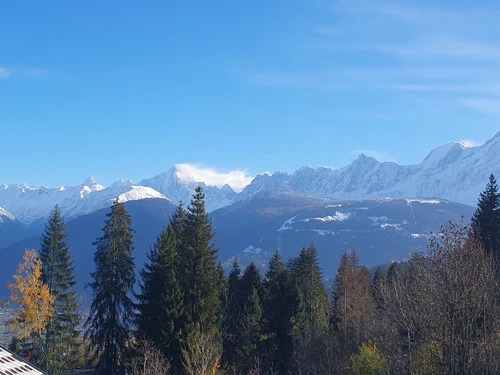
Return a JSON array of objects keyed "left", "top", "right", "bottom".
[
  {"left": 117, "top": 186, "right": 169, "bottom": 203},
  {"left": 311, "top": 229, "right": 336, "bottom": 236},
  {"left": 302, "top": 211, "right": 351, "bottom": 222},
  {"left": 381, "top": 223, "right": 403, "bottom": 231},
  {"left": 278, "top": 215, "right": 298, "bottom": 231},
  {"left": 0, "top": 207, "right": 15, "bottom": 220},
  {"left": 406, "top": 199, "right": 441, "bottom": 204},
  {"left": 326, "top": 204, "right": 342, "bottom": 208}
]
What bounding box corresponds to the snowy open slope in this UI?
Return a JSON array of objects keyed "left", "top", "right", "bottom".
[
  {"left": 0, "top": 178, "right": 168, "bottom": 224},
  {"left": 0, "top": 206, "right": 15, "bottom": 222},
  {"left": 240, "top": 132, "right": 500, "bottom": 206}
]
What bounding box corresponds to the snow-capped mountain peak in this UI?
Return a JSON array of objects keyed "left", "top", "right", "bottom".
[
  {"left": 110, "top": 179, "right": 134, "bottom": 188},
  {"left": 240, "top": 132, "right": 500, "bottom": 206},
  {"left": 0, "top": 178, "right": 168, "bottom": 225},
  {"left": 2, "top": 132, "right": 500, "bottom": 226},
  {"left": 79, "top": 176, "right": 103, "bottom": 189},
  {"left": 139, "top": 165, "right": 238, "bottom": 212}
]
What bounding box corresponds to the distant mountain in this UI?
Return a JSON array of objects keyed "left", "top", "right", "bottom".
[
  {"left": 211, "top": 189, "right": 475, "bottom": 272},
  {"left": 0, "top": 207, "right": 25, "bottom": 249},
  {"left": 0, "top": 178, "right": 168, "bottom": 225},
  {"left": 1, "top": 133, "right": 498, "bottom": 226},
  {"left": 240, "top": 132, "right": 500, "bottom": 206},
  {"left": 139, "top": 166, "right": 237, "bottom": 212}
]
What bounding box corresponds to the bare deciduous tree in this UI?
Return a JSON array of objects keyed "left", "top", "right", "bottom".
[{"left": 130, "top": 339, "right": 171, "bottom": 375}]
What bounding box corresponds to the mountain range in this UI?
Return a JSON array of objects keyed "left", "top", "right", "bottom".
[{"left": 0, "top": 133, "right": 497, "bottom": 297}]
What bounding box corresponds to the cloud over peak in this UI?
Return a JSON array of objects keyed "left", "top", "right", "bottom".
[{"left": 174, "top": 163, "right": 254, "bottom": 192}]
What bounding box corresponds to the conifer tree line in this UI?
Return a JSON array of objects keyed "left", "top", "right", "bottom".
[
  {"left": 7, "top": 205, "right": 81, "bottom": 375},
  {"left": 4, "top": 175, "right": 500, "bottom": 374}
]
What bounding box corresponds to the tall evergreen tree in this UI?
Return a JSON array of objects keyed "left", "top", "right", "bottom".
[
  {"left": 289, "top": 244, "right": 330, "bottom": 374},
  {"left": 472, "top": 174, "right": 500, "bottom": 266},
  {"left": 290, "top": 244, "right": 329, "bottom": 332},
  {"left": 39, "top": 205, "right": 80, "bottom": 375},
  {"left": 263, "top": 252, "right": 296, "bottom": 375},
  {"left": 222, "top": 260, "right": 242, "bottom": 369},
  {"left": 136, "top": 224, "right": 184, "bottom": 370},
  {"left": 234, "top": 287, "right": 263, "bottom": 374},
  {"left": 85, "top": 200, "right": 136, "bottom": 375},
  {"left": 231, "top": 263, "right": 264, "bottom": 373},
  {"left": 179, "top": 186, "right": 224, "bottom": 337},
  {"left": 386, "top": 261, "right": 400, "bottom": 285},
  {"left": 239, "top": 263, "right": 263, "bottom": 300}
]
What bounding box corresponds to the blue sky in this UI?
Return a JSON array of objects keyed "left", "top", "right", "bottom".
[{"left": 1, "top": 0, "right": 500, "bottom": 188}]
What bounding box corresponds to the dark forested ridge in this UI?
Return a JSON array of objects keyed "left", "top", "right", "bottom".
[{"left": 0, "top": 192, "right": 474, "bottom": 298}]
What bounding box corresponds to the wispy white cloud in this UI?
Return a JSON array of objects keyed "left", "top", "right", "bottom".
[
  {"left": 459, "top": 98, "right": 500, "bottom": 116},
  {"left": 247, "top": 0, "right": 500, "bottom": 118},
  {"left": 174, "top": 163, "right": 254, "bottom": 192}
]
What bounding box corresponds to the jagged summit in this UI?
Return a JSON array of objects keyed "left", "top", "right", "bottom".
[
  {"left": 82, "top": 176, "right": 98, "bottom": 186},
  {"left": 1, "top": 132, "right": 500, "bottom": 225}
]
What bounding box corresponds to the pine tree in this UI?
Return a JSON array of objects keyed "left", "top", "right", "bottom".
[
  {"left": 288, "top": 244, "right": 330, "bottom": 374},
  {"left": 263, "top": 252, "right": 295, "bottom": 375},
  {"left": 234, "top": 287, "right": 263, "bottom": 374},
  {"left": 222, "top": 261, "right": 241, "bottom": 369},
  {"left": 179, "top": 186, "right": 224, "bottom": 337},
  {"left": 472, "top": 174, "right": 500, "bottom": 267},
  {"left": 136, "top": 224, "right": 184, "bottom": 370},
  {"left": 39, "top": 205, "right": 80, "bottom": 375},
  {"left": 85, "top": 200, "right": 136, "bottom": 375},
  {"left": 232, "top": 263, "right": 264, "bottom": 373},
  {"left": 226, "top": 260, "right": 242, "bottom": 325},
  {"left": 240, "top": 263, "right": 263, "bottom": 300},
  {"left": 290, "top": 244, "right": 329, "bottom": 332},
  {"left": 386, "top": 261, "right": 400, "bottom": 285}
]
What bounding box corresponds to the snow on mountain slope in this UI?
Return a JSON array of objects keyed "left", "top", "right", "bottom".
[
  {"left": 2, "top": 132, "right": 499, "bottom": 225},
  {"left": 240, "top": 132, "right": 500, "bottom": 206},
  {"left": 0, "top": 206, "right": 15, "bottom": 223},
  {"left": 0, "top": 178, "right": 168, "bottom": 225},
  {"left": 139, "top": 166, "right": 238, "bottom": 211}
]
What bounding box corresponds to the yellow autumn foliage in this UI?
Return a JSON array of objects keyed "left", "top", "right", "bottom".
[
  {"left": 7, "top": 249, "right": 55, "bottom": 340},
  {"left": 348, "top": 343, "right": 385, "bottom": 375}
]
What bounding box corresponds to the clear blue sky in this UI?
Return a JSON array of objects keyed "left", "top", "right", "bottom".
[{"left": 1, "top": 0, "right": 500, "bottom": 187}]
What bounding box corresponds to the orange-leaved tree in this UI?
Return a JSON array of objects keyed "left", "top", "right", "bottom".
[{"left": 7, "top": 249, "right": 55, "bottom": 341}]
